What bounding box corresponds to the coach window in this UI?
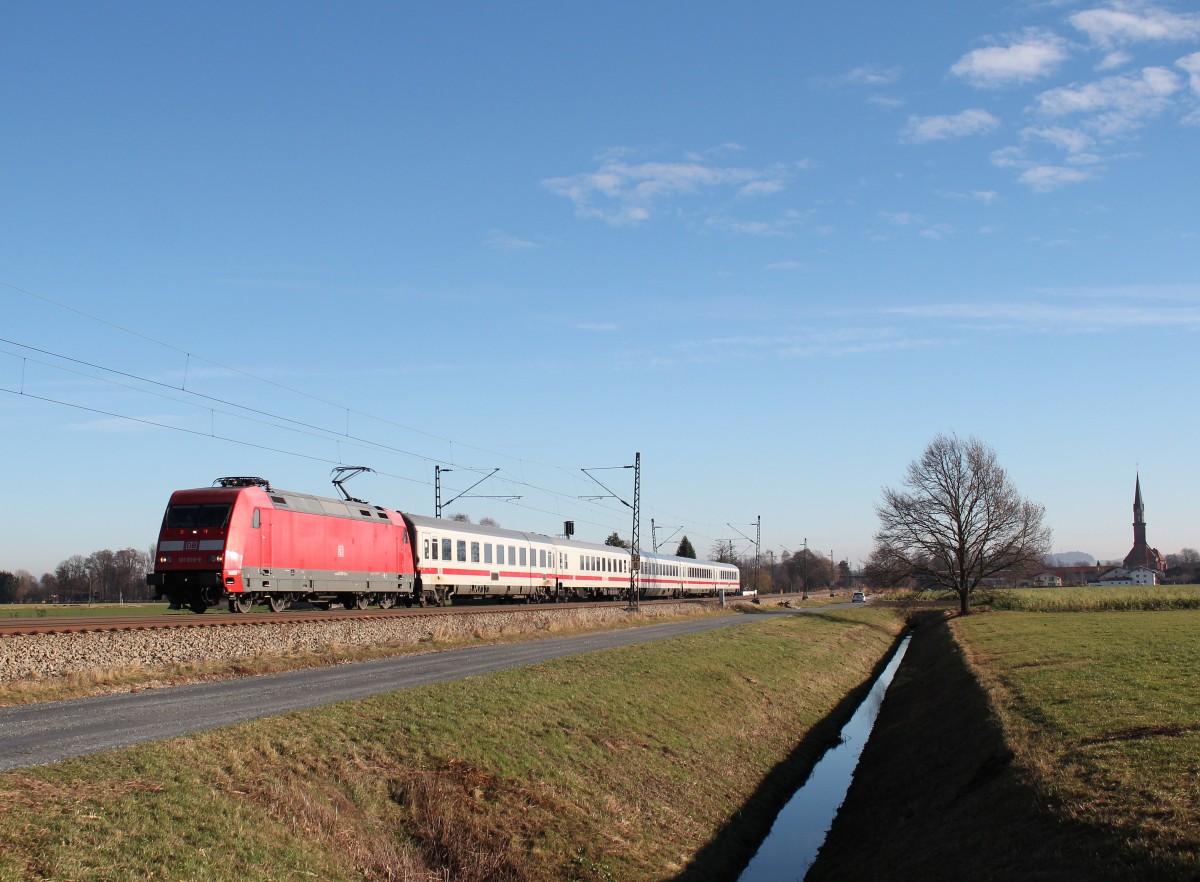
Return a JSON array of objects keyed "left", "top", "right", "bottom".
[
  {"left": 520, "top": 547, "right": 527, "bottom": 566},
  {"left": 442, "top": 538, "right": 452, "bottom": 560},
  {"left": 471, "top": 542, "right": 480, "bottom": 563},
  {"left": 496, "top": 545, "right": 504, "bottom": 565},
  {"left": 424, "top": 538, "right": 430, "bottom": 559},
  {"left": 509, "top": 545, "right": 516, "bottom": 564},
  {"left": 457, "top": 540, "right": 467, "bottom": 562},
  {"left": 484, "top": 544, "right": 493, "bottom": 564}
]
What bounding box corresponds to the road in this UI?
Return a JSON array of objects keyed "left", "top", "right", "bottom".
[{"left": 0, "top": 608, "right": 829, "bottom": 771}]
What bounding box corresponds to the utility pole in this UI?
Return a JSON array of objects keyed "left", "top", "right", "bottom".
[
  {"left": 727, "top": 517, "right": 762, "bottom": 594},
  {"left": 629, "top": 452, "right": 640, "bottom": 610},
  {"left": 580, "top": 453, "right": 640, "bottom": 609},
  {"left": 756, "top": 515, "right": 762, "bottom": 593},
  {"left": 803, "top": 537, "right": 809, "bottom": 599},
  {"left": 435, "top": 465, "right": 448, "bottom": 518}
]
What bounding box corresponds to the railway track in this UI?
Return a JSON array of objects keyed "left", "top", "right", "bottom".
[{"left": 0, "top": 597, "right": 719, "bottom": 637}]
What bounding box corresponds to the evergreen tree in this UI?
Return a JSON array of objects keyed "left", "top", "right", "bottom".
[
  {"left": 604, "top": 532, "right": 628, "bottom": 548},
  {"left": 676, "top": 536, "right": 696, "bottom": 558}
]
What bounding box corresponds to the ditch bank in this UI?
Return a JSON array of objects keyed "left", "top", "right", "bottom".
[{"left": 804, "top": 612, "right": 1178, "bottom": 882}]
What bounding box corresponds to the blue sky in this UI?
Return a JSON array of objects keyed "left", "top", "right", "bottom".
[{"left": 3, "top": 0, "right": 1198, "bottom": 577}]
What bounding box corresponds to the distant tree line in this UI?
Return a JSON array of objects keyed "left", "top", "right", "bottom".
[
  {"left": 1164, "top": 548, "right": 1200, "bottom": 584},
  {"left": 0, "top": 548, "right": 153, "bottom": 604}
]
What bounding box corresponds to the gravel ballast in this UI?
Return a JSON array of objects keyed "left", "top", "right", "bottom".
[{"left": 0, "top": 603, "right": 713, "bottom": 681}]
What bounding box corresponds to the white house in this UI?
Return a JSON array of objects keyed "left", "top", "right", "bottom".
[{"left": 1090, "top": 566, "right": 1159, "bottom": 586}]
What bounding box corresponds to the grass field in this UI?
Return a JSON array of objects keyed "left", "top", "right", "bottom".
[
  {"left": 989, "top": 584, "right": 1200, "bottom": 611},
  {"left": 0, "top": 607, "right": 903, "bottom": 882},
  {"left": 955, "top": 609, "right": 1199, "bottom": 877},
  {"left": 0, "top": 602, "right": 172, "bottom": 619}
]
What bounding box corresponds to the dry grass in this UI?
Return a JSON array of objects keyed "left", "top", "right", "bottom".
[
  {"left": 0, "top": 605, "right": 730, "bottom": 706},
  {"left": 989, "top": 584, "right": 1200, "bottom": 611},
  {"left": 0, "top": 608, "right": 903, "bottom": 882}
]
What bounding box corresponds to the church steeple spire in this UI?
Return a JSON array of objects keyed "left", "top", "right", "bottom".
[
  {"left": 1123, "top": 472, "right": 1164, "bottom": 572},
  {"left": 1133, "top": 472, "right": 1145, "bottom": 545}
]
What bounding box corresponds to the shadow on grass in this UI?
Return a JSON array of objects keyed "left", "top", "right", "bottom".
[
  {"left": 803, "top": 613, "right": 1195, "bottom": 882},
  {"left": 668, "top": 622, "right": 915, "bottom": 882}
]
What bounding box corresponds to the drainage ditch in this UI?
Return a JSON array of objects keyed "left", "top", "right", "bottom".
[{"left": 737, "top": 631, "right": 913, "bottom": 881}]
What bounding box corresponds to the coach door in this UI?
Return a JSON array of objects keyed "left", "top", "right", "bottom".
[{"left": 254, "top": 507, "right": 273, "bottom": 574}]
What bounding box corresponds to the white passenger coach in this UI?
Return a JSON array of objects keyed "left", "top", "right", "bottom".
[{"left": 404, "top": 514, "right": 740, "bottom": 603}]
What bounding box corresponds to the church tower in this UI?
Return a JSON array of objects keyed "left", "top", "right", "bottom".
[{"left": 1123, "top": 473, "right": 1166, "bottom": 572}]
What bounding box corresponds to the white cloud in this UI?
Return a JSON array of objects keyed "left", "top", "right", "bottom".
[
  {"left": 844, "top": 64, "right": 903, "bottom": 85},
  {"left": 991, "top": 141, "right": 1100, "bottom": 190},
  {"left": 575, "top": 322, "right": 618, "bottom": 332},
  {"left": 882, "top": 295, "right": 1200, "bottom": 333},
  {"left": 668, "top": 327, "right": 944, "bottom": 362},
  {"left": 812, "top": 64, "right": 903, "bottom": 88},
  {"left": 1022, "top": 125, "right": 1095, "bottom": 154},
  {"left": 900, "top": 108, "right": 1001, "bottom": 143},
  {"left": 705, "top": 209, "right": 809, "bottom": 237},
  {"left": 1070, "top": 4, "right": 1200, "bottom": 47},
  {"left": 1032, "top": 66, "right": 1182, "bottom": 135},
  {"left": 543, "top": 153, "right": 796, "bottom": 226},
  {"left": 1179, "top": 51, "right": 1200, "bottom": 93},
  {"left": 484, "top": 230, "right": 541, "bottom": 251},
  {"left": 1019, "top": 165, "right": 1095, "bottom": 190},
  {"left": 764, "top": 261, "right": 805, "bottom": 271},
  {"left": 1097, "top": 50, "right": 1132, "bottom": 70},
  {"left": 951, "top": 29, "right": 1070, "bottom": 87},
  {"left": 943, "top": 190, "right": 999, "bottom": 204}
]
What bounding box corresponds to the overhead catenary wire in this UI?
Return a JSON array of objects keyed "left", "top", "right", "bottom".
[{"left": 1, "top": 280, "right": 736, "bottom": 546}]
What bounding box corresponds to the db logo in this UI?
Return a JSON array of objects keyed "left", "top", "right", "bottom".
[{"left": 185, "top": 541, "right": 199, "bottom": 551}]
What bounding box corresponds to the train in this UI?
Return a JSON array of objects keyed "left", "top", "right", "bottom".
[{"left": 147, "top": 476, "right": 742, "bottom": 613}]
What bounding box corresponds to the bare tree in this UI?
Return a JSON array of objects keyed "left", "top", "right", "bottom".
[
  {"left": 872, "top": 433, "right": 1051, "bottom": 615},
  {"left": 710, "top": 540, "right": 738, "bottom": 564}
]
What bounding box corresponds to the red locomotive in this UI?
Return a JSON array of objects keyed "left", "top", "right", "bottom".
[{"left": 148, "top": 477, "right": 418, "bottom": 613}]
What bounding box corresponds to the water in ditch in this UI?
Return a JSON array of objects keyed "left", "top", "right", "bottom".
[{"left": 736, "top": 632, "right": 913, "bottom": 882}]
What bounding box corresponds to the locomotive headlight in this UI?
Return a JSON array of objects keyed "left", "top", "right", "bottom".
[
  {"left": 159, "top": 555, "right": 172, "bottom": 565},
  {"left": 210, "top": 553, "right": 223, "bottom": 564}
]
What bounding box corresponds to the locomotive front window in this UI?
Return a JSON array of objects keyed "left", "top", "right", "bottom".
[{"left": 165, "top": 504, "right": 231, "bottom": 530}]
